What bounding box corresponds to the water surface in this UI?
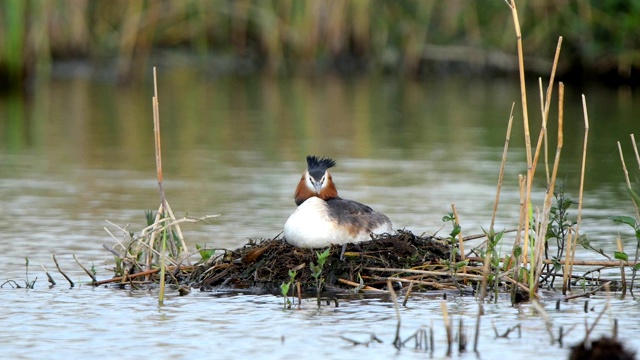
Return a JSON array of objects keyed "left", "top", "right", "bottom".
[{"left": 0, "top": 71, "right": 639, "bottom": 358}]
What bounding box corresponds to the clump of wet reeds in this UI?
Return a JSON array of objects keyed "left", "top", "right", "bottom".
[{"left": 100, "top": 68, "right": 218, "bottom": 304}]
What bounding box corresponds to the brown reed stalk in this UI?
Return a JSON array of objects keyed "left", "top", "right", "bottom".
[
  {"left": 52, "top": 254, "right": 74, "bottom": 287},
  {"left": 632, "top": 134, "right": 640, "bottom": 169},
  {"left": 617, "top": 236, "right": 627, "bottom": 294},
  {"left": 531, "top": 82, "right": 564, "bottom": 296},
  {"left": 562, "top": 229, "right": 574, "bottom": 294},
  {"left": 538, "top": 37, "right": 563, "bottom": 184},
  {"left": 441, "top": 301, "right": 453, "bottom": 356},
  {"left": 506, "top": 1, "right": 537, "bottom": 294},
  {"left": 490, "top": 103, "right": 515, "bottom": 232},
  {"left": 565, "top": 95, "right": 591, "bottom": 293},
  {"left": 617, "top": 142, "right": 639, "bottom": 219},
  {"left": 529, "top": 40, "right": 562, "bottom": 273},
  {"left": 538, "top": 78, "right": 550, "bottom": 185},
  {"left": 388, "top": 279, "right": 402, "bottom": 349},
  {"left": 73, "top": 254, "right": 97, "bottom": 285},
  {"left": 515, "top": 175, "right": 527, "bottom": 267},
  {"left": 451, "top": 204, "right": 466, "bottom": 277}
]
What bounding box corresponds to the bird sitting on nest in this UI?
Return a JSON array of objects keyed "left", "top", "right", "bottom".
[{"left": 284, "top": 155, "right": 394, "bottom": 248}]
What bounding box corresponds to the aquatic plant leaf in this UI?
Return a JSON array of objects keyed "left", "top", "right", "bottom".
[
  {"left": 442, "top": 213, "right": 455, "bottom": 222},
  {"left": 280, "top": 282, "right": 290, "bottom": 296},
  {"left": 578, "top": 235, "right": 591, "bottom": 249},
  {"left": 195, "top": 244, "right": 215, "bottom": 261},
  {"left": 609, "top": 215, "right": 637, "bottom": 228},
  {"left": 450, "top": 225, "right": 461, "bottom": 238},
  {"left": 455, "top": 260, "right": 469, "bottom": 270},
  {"left": 513, "top": 246, "right": 522, "bottom": 258},
  {"left": 614, "top": 251, "right": 629, "bottom": 261},
  {"left": 633, "top": 263, "right": 640, "bottom": 271}
]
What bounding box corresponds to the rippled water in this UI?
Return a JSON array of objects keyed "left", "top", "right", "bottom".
[
  {"left": 2, "top": 287, "right": 638, "bottom": 359},
  {"left": 1, "top": 71, "right": 639, "bottom": 358}
]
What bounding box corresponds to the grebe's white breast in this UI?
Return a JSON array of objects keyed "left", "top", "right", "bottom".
[{"left": 284, "top": 196, "right": 393, "bottom": 248}]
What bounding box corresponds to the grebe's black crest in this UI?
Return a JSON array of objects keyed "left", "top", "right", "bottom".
[{"left": 306, "top": 155, "right": 336, "bottom": 179}]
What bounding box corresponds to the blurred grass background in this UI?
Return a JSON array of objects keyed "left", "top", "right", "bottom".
[{"left": 1, "top": 0, "right": 638, "bottom": 89}]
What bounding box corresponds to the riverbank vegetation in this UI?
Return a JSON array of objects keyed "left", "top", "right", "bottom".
[{"left": 1, "top": 0, "right": 639, "bottom": 90}]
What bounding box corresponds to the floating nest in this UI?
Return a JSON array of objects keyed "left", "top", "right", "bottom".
[{"left": 187, "top": 230, "right": 462, "bottom": 294}]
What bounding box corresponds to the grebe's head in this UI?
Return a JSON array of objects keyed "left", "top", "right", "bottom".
[{"left": 294, "top": 155, "right": 339, "bottom": 205}]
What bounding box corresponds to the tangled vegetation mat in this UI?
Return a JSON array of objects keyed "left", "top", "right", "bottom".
[
  {"left": 92, "top": 228, "right": 477, "bottom": 296},
  {"left": 190, "top": 230, "right": 457, "bottom": 294}
]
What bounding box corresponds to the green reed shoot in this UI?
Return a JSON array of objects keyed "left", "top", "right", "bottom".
[
  {"left": 24, "top": 257, "right": 36, "bottom": 289},
  {"left": 280, "top": 270, "right": 298, "bottom": 310},
  {"left": 195, "top": 244, "right": 215, "bottom": 262},
  {"left": 310, "top": 248, "right": 330, "bottom": 307}
]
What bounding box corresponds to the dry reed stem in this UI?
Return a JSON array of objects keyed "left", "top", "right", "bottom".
[
  {"left": 532, "top": 83, "right": 564, "bottom": 296},
  {"left": 388, "top": 279, "right": 402, "bottom": 349},
  {"left": 531, "top": 300, "right": 555, "bottom": 345},
  {"left": 630, "top": 134, "right": 640, "bottom": 222},
  {"left": 52, "top": 254, "right": 74, "bottom": 287},
  {"left": 562, "top": 229, "right": 574, "bottom": 294},
  {"left": 73, "top": 254, "right": 97, "bottom": 285},
  {"left": 617, "top": 236, "right": 627, "bottom": 294},
  {"left": 41, "top": 265, "right": 55, "bottom": 286},
  {"left": 450, "top": 203, "right": 466, "bottom": 280},
  {"left": 441, "top": 300, "right": 453, "bottom": 356},
  {"left": 507, "top": 174, "right": 526, "bottom": 269},
  {"left": 490, "top": 103, "right": 515, "bottom": 231},
  {"left": 507, "top": 1, "right": 535, "bottom": 277},
  {"left": 540, "top": 37, "right": 563, "bottom": 184},
  {"left": 632, "top": 134, "right": 640, "bottom": 169},
  {"left": 337, "top": 278, "right": 386, "bottom": 292},
  {"left": 582, "top": 300, "right": 610, "bottom": 346},
  {"left": 566, "top": 95, "right": 591, "bottom": 293},
  {"left": 95, "top": 268, "right": 162, "bottom": 286},
  {"left": 617, "top": 142, "right": 639, "bottom": 219},
  {"left": 538, "top": 78, "right": 550, "bottom": 184}
]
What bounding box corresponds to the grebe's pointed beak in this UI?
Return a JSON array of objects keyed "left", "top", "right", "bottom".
[{"left": 313, "top": 180, "right": 323, "bottom": 194}]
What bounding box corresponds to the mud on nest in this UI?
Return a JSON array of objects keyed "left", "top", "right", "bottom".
[{"left": 187, "top": 230, "right": 458, "bottom": 294}]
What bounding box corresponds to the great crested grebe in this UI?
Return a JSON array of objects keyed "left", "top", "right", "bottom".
[{"left": 283, "top": 155, "right": 393, "bottom": 248}]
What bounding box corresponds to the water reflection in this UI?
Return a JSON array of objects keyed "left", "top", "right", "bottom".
[
  {"left": 0, "top": 72, "right": 639, "bottom": 358},
  {"left": 0, "top": 73, "right": 639, "bottom": 255}
]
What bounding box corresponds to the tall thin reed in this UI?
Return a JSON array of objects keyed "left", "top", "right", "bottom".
[
  {"left": 632, "top": 134, "right": 640, "bottom": 170},
  {"left": 565, "top": 95, "right": 590, "bottom": 293},
  {"left": 490, "top": 104, "right": 515, "bottom": 232},
  {"left": 507, "top": 1, "right": 536, "bottom": 287},
  {"left": 531, "top": 83, "right": 564, "bottom": 296}
]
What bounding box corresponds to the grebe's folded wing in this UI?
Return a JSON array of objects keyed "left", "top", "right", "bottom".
[
  {"left": 325, "top": 197, "right": 392, "bottom": 236},
  {"left": 325, "top": 197, "right": 375, "bottom": 216}
]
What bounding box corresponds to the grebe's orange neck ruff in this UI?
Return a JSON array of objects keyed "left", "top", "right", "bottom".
[{"left": 294, "top": 155, "right": 339, "bottom": 205}]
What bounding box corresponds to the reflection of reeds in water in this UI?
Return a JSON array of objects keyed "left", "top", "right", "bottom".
[{"left": 1, "top": 0, "right": 638, "bottom": 88}]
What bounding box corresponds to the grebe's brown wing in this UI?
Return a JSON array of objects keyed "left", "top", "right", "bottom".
[
  {"left": 325, "top": 198, "right": 374, "bottom": 216},
  {"left": 325, "top": 198, "right": 391, "bottom": 234}
]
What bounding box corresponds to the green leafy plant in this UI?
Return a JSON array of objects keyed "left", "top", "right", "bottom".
[
  {"left": 310, "top": 248, "right": 330, "bottom": 307},
  {"left": 280, "top": 269, "right": 298, "bottom": 310},
  {"left": 482, "top": 228, "right": 505, "bottom": 301},
  {"left": 441, "top": 213, "right": 461, "bottom": 266},
  {"left": 542, "top": 184, "right": 577, "bottom": 287},
  {"left": 196, "top": 244, "right": 215, "bottom": 262},
  {"left": 609, "top": 214, "right": 640, "bottom": 295}
]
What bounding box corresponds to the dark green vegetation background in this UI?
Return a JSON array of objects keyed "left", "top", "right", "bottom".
[{"left": 1, "top": 0, "right": 638, "bottom": 88}]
